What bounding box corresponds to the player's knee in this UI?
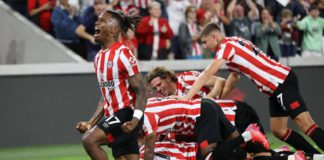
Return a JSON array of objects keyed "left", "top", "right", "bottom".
[{"left": 82, "top": 134, "right": 96, "bottom": 147}]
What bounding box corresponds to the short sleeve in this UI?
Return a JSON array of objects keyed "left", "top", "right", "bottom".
[
  {"left": 120, "top": 48, "right": 140, "bottom": 77},
  {"left": 180, "top": 71, "right": 200, "bottom": 85},
  {"left": 215, "top": 43, "right": 234, "bottom": 61},
  {"left": 143, "top": 112, "right": 159, "bottom": 136}
]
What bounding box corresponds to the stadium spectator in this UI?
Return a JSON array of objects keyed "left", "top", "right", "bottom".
[
  {"left": 254, "top": 8, "right": 281, "bottom": 61},
  {"left": 181, "top": 23, "right": 324, "bottom": 154},
  {"left": 178, "top": 6, "right": 204, "bottom": 59},
  {"left": 297, "top": 5, "right": 324, "bottom": 57},
  {"left": 285, "top": 0, "right": 307, "bottom": 19},
  {"left": 133, "top": 0, "right": 151, "bottom": 16},
  {"left": 76, "top": 10, "right": 147, "bottom": 160},
  {"left": 280, "top": 8, "right": 299, "bottom": 57},
  {"left": 166, "top": 0, "right": 191, "bottom": 59},
  {"left": 136, "top": 1, "right": 173, "bottom": 60},
  {"left": 114, "top": 0, "right": 139, "bottom": 16},
  {"left": 28, "top": 0, "right": 55, "bottom": 34},
  {"left": 121, "top": 29, "right": 138, "bottom": 57},
  {"left": 320, "top": 0, "right": 324, "bottom": 17},
  {"left": 226, "top": 0, "right": 258, "bottom": 41},
  {"left": 51, "top": 0, "right": 85, "bottom": 58},
  {"left": 197, "top": 0, "right": 229, "bottom": 31},
  {"left": 75, "top": 0, "right": 106, "bottom": 61}
]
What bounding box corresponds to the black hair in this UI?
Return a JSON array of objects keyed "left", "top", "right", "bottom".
[
  {"left": 106, "top": 10, "right": 142, "bottom": 34},
  {"left": 309, "top": 4, "right": 319, "bottom": 12},
  {"left": 200, "top": 22, "right": 221, "bottom": 38}
]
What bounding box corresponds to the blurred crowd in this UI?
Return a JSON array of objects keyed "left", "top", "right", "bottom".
[{"left": 3, "top": 0, "right": 324, "bottom": 61}]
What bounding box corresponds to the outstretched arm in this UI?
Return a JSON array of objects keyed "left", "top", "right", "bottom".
[
  {"left": 122, "top": 73, "right": 147, "bottom": 133},
  {"left": 221, "top": 72, "right": 240, "bottom": 99},
  {"left": 184, "top": 59, "right": 226, "bottom": 100}
]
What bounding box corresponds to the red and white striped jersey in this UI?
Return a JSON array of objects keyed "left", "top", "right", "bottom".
[
  {"left": 94, "top": 42, "right": 140, "bottom": 117},
  {"left": 143, "top": 98, "right": 201, "bottom": 136},
  {"left": 140, "top": 141, "right": 198, "bottom": 160},
  {"left": 134, "top": 0, "right": 151, "bottom": 9},
  {"left": 176, "top": 71, "right": 210, "bottom": 99},
  {"left": 215, "top": 37, "right": 291, "bottom": 96}
]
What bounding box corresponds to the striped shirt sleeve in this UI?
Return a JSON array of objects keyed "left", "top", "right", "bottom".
[
  {"left": 120, "top": 48, "right": 140, "bottom": 77},
  {"left": 215, "top": 43, "right": 235, "bottom": 60}
]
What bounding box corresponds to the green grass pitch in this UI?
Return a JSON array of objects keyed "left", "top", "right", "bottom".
[{"left": 0, "top": 134, "right": 321, "bottom": 160}]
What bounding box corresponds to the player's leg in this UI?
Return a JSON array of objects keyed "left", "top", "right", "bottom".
[
  {"left": 82, "top": 127, "right": 109, "bottom": 160},
  {"left": 83, "top": 108, "right": 140, "bottom": 159},
  {"left": 234, "top": 101, "right": 271, "bottom": 157},
  {"left": 280, "top": 70, "right": 324, "bottom": 151},
  {"left": 269, "top": 87, "right": 320, "bottom": 154},
  {"left": 197, "top": 99, "right": 268, "bottom": 160},
  {"left": 293, "top": 111, "right": 324, "bottom": 151},
  {"left": 112, "top": 134, "right": 139, "bottom": 160},
  {"left": 195, "top": 99, "right": 241, "bottom": 159}
]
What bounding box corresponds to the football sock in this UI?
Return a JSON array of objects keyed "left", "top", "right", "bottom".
[
  {"left": 280, "top": 129, "right": 319, "bottom": 153},
  {"left": 305, "top": 124, "right": 324, "bottom": 151}
]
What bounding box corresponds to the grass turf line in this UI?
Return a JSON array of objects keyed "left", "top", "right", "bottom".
[{"left": 0, "top": 134, "right": 321, "bottom": 160}]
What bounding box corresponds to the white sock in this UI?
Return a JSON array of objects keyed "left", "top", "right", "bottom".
[
  {"left": 242, "top": 131, "right": 252, "bottom": 142},
  {"left": 313, "top": 154, "right": 324, "bottom": 160},
  {"left": 287, "top": 155, "right": 295, "bottom": 160}
]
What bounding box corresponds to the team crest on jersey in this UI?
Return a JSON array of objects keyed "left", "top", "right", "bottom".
[
  {"left": 107, "top": 61, "right": 113, "bottom": 68},
  {"left": 128, "top": 57, "right": 137, "bottom": 66}
]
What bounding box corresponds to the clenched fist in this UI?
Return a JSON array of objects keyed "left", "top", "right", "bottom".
[{"left": 76, "top": 121, "right": 92, "bottom": 134}]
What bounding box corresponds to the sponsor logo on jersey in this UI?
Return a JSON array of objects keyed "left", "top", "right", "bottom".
[
  {"left": 99, "top": 80, "right": 115, "bottom": 90},
  {"left": 128, "top": 57, "right": 137, "bottom": 66}
]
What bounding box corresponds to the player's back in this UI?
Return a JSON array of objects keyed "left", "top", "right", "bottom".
[
  {"left": 144, "top": 97, "right": 202, "bottom": 135},
  {"left": 217, "top": 37, "right": 291, "bottom": 95}
]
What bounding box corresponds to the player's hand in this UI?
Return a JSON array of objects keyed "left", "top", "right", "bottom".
[
  {"left": 76, "top": 121, "right": 91, "bottom": 134},
  {"left": 121, "top": 118, "right": 139, "bottom": 133},
  {"left": 201, "top": 143, "right": 217, "bottom": 157},
  {"left": 161, "top": 25, "right": 167, "bottom": 33}
]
